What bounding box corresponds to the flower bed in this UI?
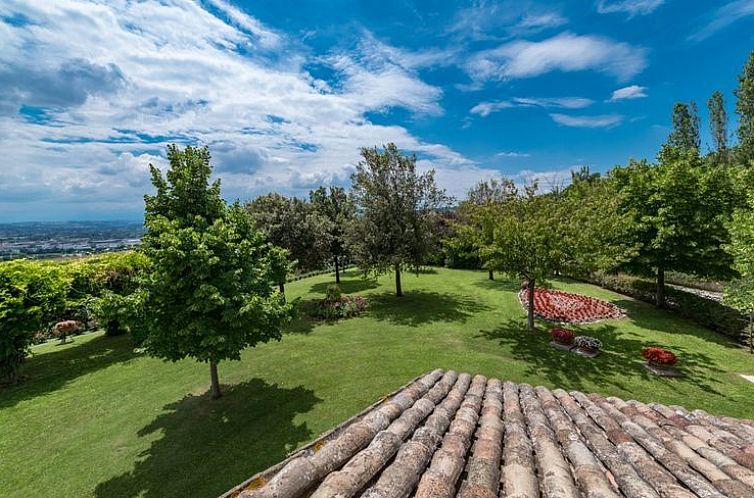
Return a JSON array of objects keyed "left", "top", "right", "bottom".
[
  {"left": 304, "top": 284, "right": 368, "bottom": 321},
  {"left": 520, "top": 287, "right": 625, "bottom": 324},
  {"left": 550, "top": 327, "right": 575, "bottom": 345},
  {"left": 642, "top": 347, "right": 678, "bottom": 367}
]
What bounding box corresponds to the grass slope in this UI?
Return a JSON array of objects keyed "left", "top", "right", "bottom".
[{"left": 2, "top": 268, "right": 753, "bottom": 497}]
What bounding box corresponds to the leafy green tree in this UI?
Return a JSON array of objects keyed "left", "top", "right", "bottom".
[
  {"left": 667, "top": 102, "right": 700, "bottom": 154},
  {"left": 735, "top": 51, "right": 754, "bottom": 165},
  {"left": 708, "top": 90, "right": 729, "bottom": 159},
  {"left": 0, "top": 260, "right": 68, "bottom": 382},
  {"left": 349, "top": 143, "right": 450, "bottom": 296},
  {"left": 310, "top": 186, "right": 354, "bottom": 283},
  {"left": 613, "top": 153, "right": 739, "bottom": 307},
  {"left": 460, "top": 178, "right": 517, "bottom": 280},
  {"left": 724, "top": 192, "right": 754, "bottom": 352},
  {"left": 482, "top": 188, "right": 560, "bottom": 330},
  {"left": 140, "top": 145, "right": 293, "bottom": 399},
  {"left": 246, "top": 193, "right": 330, "bottom": 278}
]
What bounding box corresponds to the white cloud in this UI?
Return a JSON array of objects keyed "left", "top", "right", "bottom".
[
  {"left": 549, "top": 113, "right": 624, "bottom": 128},
  {"left": 596, "top": 0, "right": 665, "bottom": 17},
  {"left": 448, "top": 1, "right": 567, "bottom": 41},
  {"left": 465, "top": 33, "right": 647, "bottom": 83},
  {"left": 496, "top": 151, "right": 531, "bottom": 158},
  {"left": 470, "top": 96, "right": 593, "bottom": 117},
  {"left": 610, "top": 85, "right": 648, "bottom": 101},
  {"left": 689, "top": 0, "right": 754, "bottom": 42},
  {"left": 0, "top": 0, "right": 474, "bottom": 219}
]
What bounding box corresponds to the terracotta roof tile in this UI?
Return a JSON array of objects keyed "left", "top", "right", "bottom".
[{"left": 223, "top": 370, "right": 754, "bottom": 498}]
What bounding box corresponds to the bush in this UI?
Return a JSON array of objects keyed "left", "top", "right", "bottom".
[
  {"left": 306, "top": 293, "right": 368, "bottom": 321},
  {"left": 588, "top": 272, "right": 749, "bottom": 345},
  {"left": 550, "top": 327, "right": 575, "bottom": 345},
  {"left": 0, "top": 260, "right": 69, "bottom": 382},
  {"left": 51, "top": 320, "right": 82, "bottom": 343},
  {"left": 442, "top": 236, "right": 481, "bottom": 269},
  {"left": 642, "top": 346, "right": 678, "bottom": 366}
]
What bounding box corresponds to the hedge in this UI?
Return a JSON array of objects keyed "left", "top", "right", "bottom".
[{"left": 589, "top": 272, "right": 749, "bottom": 346}]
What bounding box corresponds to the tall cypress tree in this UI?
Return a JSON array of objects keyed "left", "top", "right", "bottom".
[
  {"left": 668, "top": 102, "right": 700, "bottom": 153},
  {"left": 735, "top": 51, "right": 754, "bottom": 164},
  {"left": 708, "top": 90, "right": 728, "bottom": 159}
]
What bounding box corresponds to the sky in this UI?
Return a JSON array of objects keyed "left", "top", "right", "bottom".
[{"left": 1, "top": 0, "right": 753, "bottom": 222}]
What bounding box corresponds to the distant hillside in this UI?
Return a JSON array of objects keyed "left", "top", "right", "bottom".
[{"left": 0, "top": 221, "right": 143, "bottom": 260}]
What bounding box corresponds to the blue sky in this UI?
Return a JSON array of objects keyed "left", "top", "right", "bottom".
[{"left": 1, "top": 0, "right": 753, "bottom": 222}]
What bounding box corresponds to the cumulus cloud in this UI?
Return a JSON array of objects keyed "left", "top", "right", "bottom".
[
  {"left": 549, "top": 113, "right": 624, "bottom": 128},
  {"left": 596, "top": 0, "right": 665, "bottom": 17},
  {"left": 465, "top": 33, "right": 647, "bottom": 83},
  {"left": 0, "top": 0, "right": 471, "bottom": 219},
  {"left": 470, "top": 96, "right": 593, "bottom": 117},
  {"left": 689, "top": 0, "right": 754, "bottom": 42},
  {"left": 609, "top": 85, "right": 648, "bottom": 101}
]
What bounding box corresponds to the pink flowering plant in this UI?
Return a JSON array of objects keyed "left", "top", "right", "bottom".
[{"left": 550, "top": 327, "right": 575, "bottom": 345}]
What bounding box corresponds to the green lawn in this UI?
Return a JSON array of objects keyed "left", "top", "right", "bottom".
[{"left": 2, "top": 267, "right": 754, "bottom": 497}]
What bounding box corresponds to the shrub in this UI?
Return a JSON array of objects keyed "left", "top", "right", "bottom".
[
  {"left": 51, "top": 320, "right": 82, "bottom": 343},
  {"left": 642, "top": 346, "right": 678, "bottom": 366},
  {"left": 574, "top": 335, "right": 602, "bottom": 352},
  {"left": 588, "top": 272, "right": 749, "bottom": 345},
  {"left": 307, "top": 294, "right": 368, "bottom": 321},
  {"left": 325, "top": 284, "right": 342, "bottom": 303},
  {"left": 0, "top": 260, "right": 69, "bottom": 382},
  {"left": 550, "top": 327, "right": 575, "bottom": 345}
]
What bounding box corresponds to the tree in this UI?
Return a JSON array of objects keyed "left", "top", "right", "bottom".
[
  {"left": 667, "top": 102, "right": 700, "bottom": 154},
  {"left": 708, "top": 90, "right": 728, "bottom": 159},
  {"left": 736, "top": 51, "right": 754, "bottom": 165},
  {"left": 724, "top": 192, "right": 754, "bottom": 353},
  {"left": 612, "top": 153, "right": 739, "bottom": 307},
  {"left": 246, "top": 193, "right": 331, "bottom": 279},
  {"left": 310, "top": 186, "right": 354, "bottom": 284},
  {"left": 140, "top": 145, "right": 293, "bottom": 399},
  {"left": 349, "top": 143, "right": 450, "bottom": 296},
  {"left": 482, "top": 187, "right": 561, "bottom": 330},
  {"left": 460, "top": 178, "right": 517, "bottom": 280}
]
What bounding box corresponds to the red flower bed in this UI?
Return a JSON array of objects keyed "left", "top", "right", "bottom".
[
  {"left": 642, "top": 347, "right": 678, "bottom": 366},
  {"left": 550, "top": 327, "right": 575, "bottom": 345},
  {"left": 520, "top": 288, "right": 625, "bottom": 324}
]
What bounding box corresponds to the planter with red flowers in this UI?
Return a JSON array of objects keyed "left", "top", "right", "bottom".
[
  {"left": 642, "top": 347, "right": 681, "bottom": 377},
  {"left": 549, "top": 327, "right": 575, "bottom": 352}
]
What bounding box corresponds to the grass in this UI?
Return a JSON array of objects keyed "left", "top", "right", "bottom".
[{"left": 2, "top": 267, "right": 754, "bottom": 497}]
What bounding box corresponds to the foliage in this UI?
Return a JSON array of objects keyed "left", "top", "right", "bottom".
[
  {"left": 550, "top": 327, "right": 575, "bottom": 345},
  {"left": 708, "top": 90, "right": 728, "bottom": 158},
  {"left": 0, "top": 260, "right": 69, "bottom": 382},
  {"left": 611, "top": 153, "right": 741, "bottom": 306},
  {"left": 51, "top": 320, "right": 82, "bottom": 343},
  {"left": 140, "top": 145, "right": 294, "bottom": 398},
  {"left": 642, "top": 347, "right": 678, "bottom": 366},
  {"left": 441, "top": 224, "right": 481, "bottom": 269},
  {"left": 574, "top": 336, "right": 602, "bottom": 352},
  {"left": 735, "top": 50, "right": 754, "bottom": 164},
  {"left": 667, "top": 102, "right": 700, "bottom": 153},
  {"left": 348, "top": 143, "right": 450, "bottom": 296},
  {"left": 247, "top": 192, "right": 330, "bottom": 273},
  {"left": 310, "top": 186, "right": 355, "bottom": 282},
  {"left": 325, "top": 283, "right": 342, "bottom": 302}
]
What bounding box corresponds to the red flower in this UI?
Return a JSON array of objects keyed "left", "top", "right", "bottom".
[
  {"left": 520, "top": 288, "right": 625, "bottom": 324},
  {"left": 642, "top": 347, "right": 678, "bottom": 366},
  {"left": 550, "top": 327, "right": 575, "bottom": 344}
]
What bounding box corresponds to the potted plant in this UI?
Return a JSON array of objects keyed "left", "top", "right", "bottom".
[
  {"left": 642, "top": 347, "right": 678, "bottom": 371},
  {"left": 574, "top": 335, "right": 602, "bottom": 356},
  {"left": 550, "top": 327, "right": 575, "bottom": 346}
]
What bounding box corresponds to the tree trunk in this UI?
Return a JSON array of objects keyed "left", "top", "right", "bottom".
[
  {"left": 488, "top": 269, "right": 494, "bottom": 280},
  {"left": 335, "top": 256, "right": 340, "bottom": 284},
  {"left": 395, "top": 264, "right": 402, "bottom": 297},
  {"left": 210, "top": 361, "right": 222, "bottom": 399},
  {"left": 749, "top": 313, "right": 753, "bottom": 354},
  {"left": 656, "top": 267, "right": 665, "bottom": 308},
  {"left": 527, "top": 279, "right": 536, "bottom": 331},
  {"left": 279, "top": 281, "right": 285, "bottom": 295}
]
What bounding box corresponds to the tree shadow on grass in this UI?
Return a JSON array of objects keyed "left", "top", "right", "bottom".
[
  {"left": 0, "top": 334, "right": 136, "bottom": 409},
  {"left": 368, "top": 290, "right": 491, "bottom": 327},
  {"left": 477, "top": 318, "right": 725, "bottom": 397},
  {"left": 472, "top": 277, "right": 521, "bottom": 293},
  {"left": 94, "top": 379, "right": 321, "bottom": 498}
]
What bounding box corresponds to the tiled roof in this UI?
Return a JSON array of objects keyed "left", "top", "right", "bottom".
[{"left": 223, "top": 370, "right": 754, "bottom": 498}]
